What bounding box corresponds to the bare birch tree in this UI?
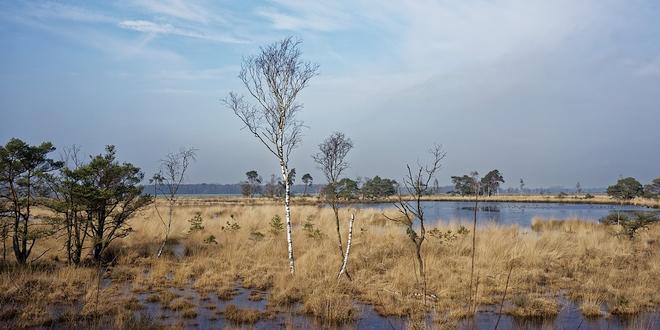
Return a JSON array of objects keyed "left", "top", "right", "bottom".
[
  {"left": 151, "top": 147, "right": 197, "bottom": 258},
  {"left": 312, "top": 132, "right": 354, "bottom": 278},
  {"left": 224, "top": 36, "right": 318, "bottom": 274},
  {"left": 385, "top": 145, "right": 446, "bottom": 285}
]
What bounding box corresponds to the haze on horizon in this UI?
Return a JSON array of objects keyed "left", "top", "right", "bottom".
[{"left": 1, "top": 0, "right": 659, "bottom": 189}]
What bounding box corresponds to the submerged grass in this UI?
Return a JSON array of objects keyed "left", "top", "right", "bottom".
[{"left": 0, "top": 200, "right": 658, "bottom": 328}]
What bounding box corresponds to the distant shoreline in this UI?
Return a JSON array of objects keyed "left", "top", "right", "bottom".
[{"left": 162, "top": 194, "right": 660, "bottom": 209}]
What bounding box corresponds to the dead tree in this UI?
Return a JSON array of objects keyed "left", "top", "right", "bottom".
[
  {"left": 224, "top": 36, "right": 318, "bottom": 274},
  {"left": 312, "top": 132, "right": 354, "bottom": 277},
  {"left": 152, "top": 147, "right": 197, "bottom": 258},
  {"left": 385, "top": 145, "right": 445, "bottom": 284}
]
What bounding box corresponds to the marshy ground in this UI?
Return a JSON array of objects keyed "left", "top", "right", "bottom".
[{"left": 0, "top": 198, "right": 658, "bottom": 329}]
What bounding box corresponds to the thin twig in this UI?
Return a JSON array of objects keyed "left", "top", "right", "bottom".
[{"left": 495, "top": 265, "right": 513, "bottom": 330}]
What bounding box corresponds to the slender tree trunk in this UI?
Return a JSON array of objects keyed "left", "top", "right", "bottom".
[
  {"left": 280, "top": 163, "right": 295, "bottom": 274},
  {"left": 468, "top": 191, "right": 478, "bottom": 312},
  {"left": 13, "top": 212, "right": 25, "bottom": 264},
  {"left": 157, "top": 201, "right": 174, "bottom": 258},
  {"left": 415, "top": 242, "right": 424, "bottom": 280},
  {"left": 65, "top": 209, "right": 73, "bottom": 265},
  {"left": 332, "top": 202, "right": 345, "bottom": 259},
  {"left": 338, "top": 213, "right": 355, "bottom": 280},
  {"left": 1, "top": 223, "right": 6, "bottom": 263}
]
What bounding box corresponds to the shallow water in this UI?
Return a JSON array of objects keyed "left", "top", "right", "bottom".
[
  {"left": 457, "top": 299, "right": 659, "bottom": 330},
  {"left": 135, "top": 284, "right": 408, "bottom": 329},
  {"left": 355, "top": 201, "right": 655, "bottom": 227}
]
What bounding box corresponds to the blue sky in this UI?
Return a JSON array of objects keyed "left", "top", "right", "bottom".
[{"left": 1, "top": 0, "right": 659, "bottom": 188}]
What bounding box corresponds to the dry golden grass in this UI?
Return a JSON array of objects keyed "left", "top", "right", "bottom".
[{"left": 0, "top": 202, "right": 658, "bottom": 328}]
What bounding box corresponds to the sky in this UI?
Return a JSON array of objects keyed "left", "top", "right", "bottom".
[{"left": 1, "top": 0, "right": 659, "bottom": 188}]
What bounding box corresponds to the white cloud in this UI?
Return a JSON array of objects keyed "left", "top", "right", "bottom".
[{"left": 119, "top": 20, "right": 174, "bottom": 34}]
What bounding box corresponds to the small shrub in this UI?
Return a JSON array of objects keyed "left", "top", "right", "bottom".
[
  {"left": 428, "top": 228, "right": 458, "bottom": 243},
  {"left": 203, "top": 235, "right": 218, "bottom": 244},
  {"left": 557, "top": 192, "right": 568, "bottom": 198},
  {"left": 303, "top": 216, "right": 324, "bottom": 239},
  {"left": 584, "top": 193, "right": 595, "bottom": 199},
  {"left": 600, "top": 211, "right": 659, "bottom": 239},
  {"left": 457, "top": 225, "right": 470, "bottom": 235},
  {"left": 188, "top": 212, "right": 204, "bottom": 233},
  {"left": 249, "top": 231, "right": 265, "bottom": 241},
  {"left": 221, "top": 214, "right": 240, "bottom": 232},
  {"left": 269, "top": 215, "right": 284, "bottom": 235}
]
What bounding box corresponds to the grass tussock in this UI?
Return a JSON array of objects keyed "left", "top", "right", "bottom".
[
  {"left": 223, "top": 304, "right": 262, "bottom": 324},
  {"left": 0, "top": 201, "right": 658, "bottom": 327},
  {"left": 506, "top": 294, "right": 560, "bottom": 318}
]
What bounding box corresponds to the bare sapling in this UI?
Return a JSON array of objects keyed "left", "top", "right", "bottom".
[
  {"left": 152, "top": 147, "right": 197, "bottom": 258},
  {"left": 313, "top": 132, "right": 354, "bottom": 277},
  {"left": 224, "top": 36, "right": 318, "bottom": 274},
  {"left": 384, "top": 145, "right": 446, "bottom": 301}
]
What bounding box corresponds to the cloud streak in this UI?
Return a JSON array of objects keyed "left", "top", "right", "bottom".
[{"left": 118, "top": 20, "right": 248, "bottom": 44}]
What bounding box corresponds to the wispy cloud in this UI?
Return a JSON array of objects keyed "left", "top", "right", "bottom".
[
  {"left": 256, "top": 1, "right": 351, "bottom": 32},
  {"left": 118, "top": 19, "right": 248, "bottom": 44},
  {"left": 8, "top": 14, "right": 182, "bottom": 63},
  {"left": 131, "top": 0, "right": 211, "bottom": 23},
  {"left": 25, "top": 2, "right": 115, "bottom": 23}
]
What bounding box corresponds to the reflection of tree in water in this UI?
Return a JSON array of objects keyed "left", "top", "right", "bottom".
[{"left": 458, "top": 206, "right": 501, "bottom": 212}]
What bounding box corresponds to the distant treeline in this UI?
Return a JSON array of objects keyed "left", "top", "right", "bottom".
[
  {"left": 143, "top": 183, "right": 326, "bottom": 196},
  {"left": 142, "top": 182, "right": 606, "bottom": 196}
]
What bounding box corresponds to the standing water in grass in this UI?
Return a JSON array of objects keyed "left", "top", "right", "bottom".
[{"left": 355, "top": 201, "right": 655, "bottom": 228}]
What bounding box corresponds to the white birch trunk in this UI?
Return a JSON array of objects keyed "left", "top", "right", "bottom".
[
  {"left": 338, "top": 213, "right": 355, "bottom": 279},
  {"left": 156, "top": 201, "right": 173, "bottom": 258},
  {"left": 280, "top": 163, "right": 296, "bottom": 274}
]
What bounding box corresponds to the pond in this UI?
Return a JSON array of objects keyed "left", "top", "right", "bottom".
[{"left": 354, "top": 201, "right": 655, "bottom": 227}]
